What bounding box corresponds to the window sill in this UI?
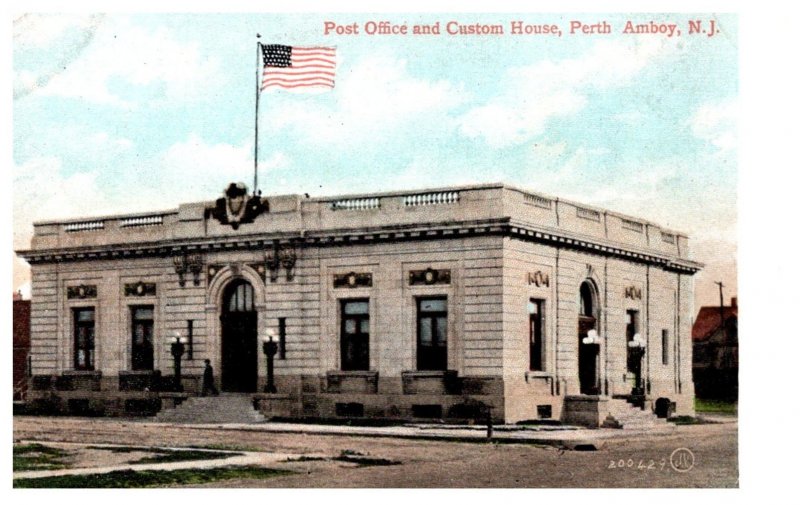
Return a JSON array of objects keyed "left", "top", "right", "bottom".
[
  {"left": 63, "top": 370, "right": 101, "bottom": 377},
  {"left": 525, "top": 371, "right": 552, "bottom": 378},
  {"left": 401, "top": 370, "right": 456, "bottom": 378},
  {"left": 326, "top": 370, "right": 378, "bottom": 378}
]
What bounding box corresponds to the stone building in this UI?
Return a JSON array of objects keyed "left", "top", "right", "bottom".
[{"left": 17, "top": 182, "right": 700, "bottom": 425}]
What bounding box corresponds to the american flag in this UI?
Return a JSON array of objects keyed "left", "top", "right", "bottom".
[{"left": 261, "top": 44, "right": 336, "bottom": 91}]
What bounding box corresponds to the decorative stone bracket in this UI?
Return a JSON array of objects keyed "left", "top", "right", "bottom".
[
  {"left": 173, "top": 252, "right": 204, "bottom": 287},
  {"left": 265, "top": 242, "right": 297, "bottom": 282}
]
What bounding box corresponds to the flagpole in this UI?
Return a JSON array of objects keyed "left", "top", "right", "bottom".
[{"left": 253, "top": 36, "right": 261, "bottom": 194}]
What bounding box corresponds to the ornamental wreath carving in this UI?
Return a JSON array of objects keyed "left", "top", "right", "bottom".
[
  {"left": 527, "top": 270, "right": 550, "bottom": 287},
  {"left": 124, "top": 282, "right": 156, "bottom": 297},
  {"left": 205, "top": 182, "right": 269, "bottom": 230},
  {"left": 67, "top": 284, "right": 97, "bottom": 299},
  {"left": 333, "top": 272, "right": 372, "bottom": 288},
  {"left": 409, "top": 268, "right": 451, "bottom": 286},
  {"left": 625, "top": 286, "right": 643, "bottom": 300}
]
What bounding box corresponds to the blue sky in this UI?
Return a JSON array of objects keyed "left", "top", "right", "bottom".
[{"left": 12, "top": 12, "right": 738, "bottom": 307}]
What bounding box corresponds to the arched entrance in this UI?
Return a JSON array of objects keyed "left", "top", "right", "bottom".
[
  {"left": 578, "top": 280, "right": 600, "bottom": 395},
  {"left": 220, "top": 279, "right": 258, "bottom": 392}
]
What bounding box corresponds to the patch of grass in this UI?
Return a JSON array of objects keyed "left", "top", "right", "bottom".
[
  {"left": 136, "top": 450, "right": 239, "bottom": 464},
  {"left": 13, "top": 465, "right": 291, "bottom": 488},
  {"left": 86, "top": 445, "right": 239, "bottom": 464},
  {"left": 14, "top": 444, "right": 72, "bottom": 472},
  {"left": 333, "top": 450, "right": 400, "bottom": 467},
  {"left": 695, "top": 398, "right": 737, "bottom": 414},
  {"left": 668, "top": 415, "right": 713, "bottom": 425},
  {"left": 191, "top": 443, "right": 263, "bottom": 453},
  {"left": 86, "top": 445, "right": 152, "bottom": 454},
  {"left": 282, "top": 456, "right": 326, "bottom": 463}
]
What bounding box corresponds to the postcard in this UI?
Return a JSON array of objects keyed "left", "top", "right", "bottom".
[{"left": 11, "top": 9, "right": 738, "bottom": 489}]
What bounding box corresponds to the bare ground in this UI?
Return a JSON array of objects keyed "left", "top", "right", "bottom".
[{"left": 13, "top": 416, "right": 738, "bottom": 488}]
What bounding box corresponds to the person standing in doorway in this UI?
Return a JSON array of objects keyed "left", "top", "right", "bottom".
[{"left": 202, "top": 359, "right": 219, "bottom": 396}]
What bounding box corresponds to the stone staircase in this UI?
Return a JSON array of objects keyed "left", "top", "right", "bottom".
[
  {"left": 155, "top": 393, "right": 266, "bottom": 424},
  {"left": 602, "top": 398, "right": 669, "bottom": 430}
]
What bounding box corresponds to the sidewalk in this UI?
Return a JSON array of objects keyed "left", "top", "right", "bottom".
[{"left": 136, "top": 419, "right": 685, "bottom": 450}]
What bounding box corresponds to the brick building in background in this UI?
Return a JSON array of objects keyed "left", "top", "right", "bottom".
[
  {"left": 13, "top": 292, "right": 31, "bottom": 401},
  {"left": 692, "top": 297, "right": 738, "bottom": 400}
]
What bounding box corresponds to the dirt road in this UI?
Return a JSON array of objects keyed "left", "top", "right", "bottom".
[{"left": 13, "top": 416, "right": 737, "bottom": 487}]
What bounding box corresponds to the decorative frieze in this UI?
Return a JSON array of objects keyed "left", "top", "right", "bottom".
[
  {"left": 124, "top": 281, "right": 156, "bottom": 297},
  {"left": 334, "top": 272, "right": 372, "bottom": 289},
  {"left": 67, "top": 284, "right": 97, "bottom": 299},
  {"left": 527, "top": 270, "right": 550, "bottom": 287},
  {"left": 409, "top": 268, "right": 451, "bottom": 286},
  {"left": 624, "top": 286, "right": 643, "bottom": 300}
]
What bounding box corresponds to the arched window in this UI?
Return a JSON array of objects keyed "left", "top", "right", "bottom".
[
  {"left": 225, "top": 281, "right": 254, "bottom": 313},
  {"left": 579, "top": 281, "right": 594, "bottom": 318}
]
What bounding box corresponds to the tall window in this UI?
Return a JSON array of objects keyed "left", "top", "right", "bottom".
[
  {"left": 73, "top": 308, "right": 95, "bottom": 371},
  {"left": 340, "top": 299, "right": 369, "bottom": 371},
  {"left": 626, "top": 309, "right": 639, "bottom": 372},
  {"left": 661, "top": 329, "right": 669, "bottom": 365},
  {"left": 529, "top": 299, "right": 545, "bottom": 371},
  {"left": 417, "top": 297, "right": 448, "bottom": 371},
  {"left": 580, "top": 282, "right": 594, "bottom": 317},
  {"left": 131, "top": 306, "right": 154, "bottom": 371},
  {"left": 227, "top": 282, "right": 254, "bottom": 312}
]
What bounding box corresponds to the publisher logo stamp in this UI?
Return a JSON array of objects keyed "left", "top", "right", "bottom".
[{"left": 670, "top": 448, "right": 695, "bottom": 472}]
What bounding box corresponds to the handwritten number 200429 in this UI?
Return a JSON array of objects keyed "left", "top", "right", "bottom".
[{"left": 608, "top": 459, "right": 667, "bottom": 470}]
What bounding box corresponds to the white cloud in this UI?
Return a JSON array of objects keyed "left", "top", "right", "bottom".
[
  {"left": 29, "top": 17, "right": 222, "bottom": 107},
  {"left": 13, "top": 157, "right": 114, "bottom": 290},
  {"left": 13, "top": 157, "right": 113, "bottom": 248},
  {"left": 459, "top": 38, "right": 677, "bottom": 148},
  {"left": 690, "top": 98, "right": 738, "bottom": 153},
  {"left": 266, "top": 53, "right": 467, "bottom": 145},
  {"left": 13, "top": 14, "right": 103, "bottom": 49}
]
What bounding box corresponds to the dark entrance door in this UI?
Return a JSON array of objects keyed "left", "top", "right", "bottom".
[
  {"left": 578, "top": 316, "right": 600, "bottom": 395},
  {"left": 220, "top": 280, "right": 257, "bottom": 393}
]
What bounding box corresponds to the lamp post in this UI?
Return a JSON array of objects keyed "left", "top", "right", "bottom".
[
  {"left": 262, "top": 330, "right": 278, "bottom": 393},
  {"left": 169, "top": 332, "right": 188, "bottom": 392}
]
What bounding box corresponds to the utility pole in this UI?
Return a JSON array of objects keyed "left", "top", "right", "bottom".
[{"left": 714, "top": 281, "right": 725, "bottom": 336}]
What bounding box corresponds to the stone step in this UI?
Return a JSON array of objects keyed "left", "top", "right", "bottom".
[
  {"left": 155, "top": 394, "right": 266, "bottom": 424},
  {"left": 604, "top": 399, "right": 665, "bottom": 429}
]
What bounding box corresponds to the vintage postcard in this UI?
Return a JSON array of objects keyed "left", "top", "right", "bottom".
[{"left": 11, "top": 6, "right": 740, "bottom": 491}]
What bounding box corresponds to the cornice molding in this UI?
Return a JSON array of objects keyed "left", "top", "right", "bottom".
[{"left": 16, "top": 218, "right": 702, "bottom": 274}]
